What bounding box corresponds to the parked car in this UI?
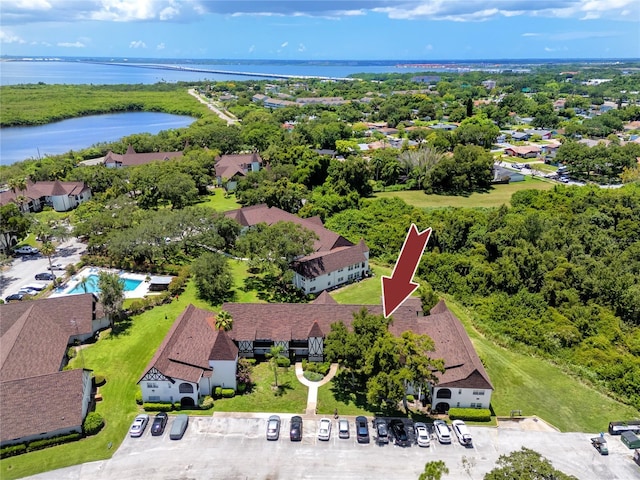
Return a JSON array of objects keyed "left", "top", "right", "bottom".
[
  {"left": 266, "top": 415, "right": 281, "bottom": 441},
  {"left": 169, "top": 414, "right": 189, "bottom": 440},
  {"left": 317, "top": 418, "right": 331, "bottom": 441},
  {"left": 355, "top": 416, "right": 370, "bottom": 444},
  {"left": 414, "top": 422, "right": 430, "bottom": 447},
  {"left": 150, "top": 412, "right": 168, "bottom": 436},
  {"left": 129, "top": 414, "right": 149, "bottom": 437},
  {"left": 389, "top": 419, "right": 410, "bottom": 447},
  {"left": 22, "top": 283, "right": 47, "bottom": 291},
  {"left": 433, "top": 420, "right": 451, "bottom": 444},
  {"left": 290, "top": 415, "right": 303, "bottom": 441},
  {"left": 35, "top": 272, "right": 55, "bottom": 281},
  {"left": 5, "top": 293, "right": 24, "bottom": 302},
  {"left": 591, "top": 436, "right": 608, "bottom": 455},
  {"left": 14, "top": 246, "right": 39, "bottom": 255},
  {"left": 338, "top": 418, "right": 350, "bottom": 439},
  {"left": 374, "top": 418, "right": 389, "bottom": 445},
  {"left": 452, "top": 420, "right": 473, "bottom": 446},
  {"left": 47, "top": 263, "right": 64, "bottom": 270},
  {"left": 18, "top": 288, "right": 38, "bottom": 296}
]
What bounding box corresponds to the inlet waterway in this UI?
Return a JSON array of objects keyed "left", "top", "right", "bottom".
[{"left": 0, "top": 112, "right": 196, "bottom": 165}]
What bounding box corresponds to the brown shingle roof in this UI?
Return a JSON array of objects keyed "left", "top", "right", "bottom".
[
  {"left": 311, "top": 291, "right": 338, "bottom": 305},
  {"left": 209, "top": 329, "right": 239, "bottom": 361},
  {"left": 292, "top": 243, "right": 367, "bottom": 278},
  {"left": 0, "top": 179, "right": 90, "bottom": 208},
  {"left": 139, "top": 305, "right": 234, "bottom": 383},
  {"left": 0, "top": 294, "right": 98, "bottom": 382},
  {"left": 225, "top": 204, "right": 353, "bottom": 252},
  {"left": 0, "top": 369, "right": 89, "bottom": 444},
  {"left": 103, "top": 146, "right": 183, "bottom": 167},
  {"left": 215, "top": 153, "right": 263, "bottom": 180}
]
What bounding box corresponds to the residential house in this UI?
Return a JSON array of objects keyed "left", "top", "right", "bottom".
[
  {"left": 481, "top": 80, "right": 496, "bottom": 90},
  {"left": 147, "top": 298, "right": 493, "bottom": 411},
  {"left": 103, "top": 145, "right": 183, "bottom": 168},
  {"left": 296, "top": 97, "right": 347, "bottom": 106},
  {"left": 524, "top": 129, "right": 552, "bottom": 140},
  {"left": 493, "top": 165, "right": 525, "bottom": 183},
  {"left": 504, "top": 145, "right": 541, "bottom": 158},
  {"left": 225, "top": 204, "right": 369, "bottom": 295},
  {"left": 541, "top": 143, "right": 561, "bottom": 158},
  {"left": 214, "top": 153, "right": 263, "bottom": 190},
  {"left": 0, "top": 179, "right": 92, "bottom": 214},
  {"left": 138, "top": 305, "right": 238, "bottom": 407},
  {"left": 0, "top": 294, "right": 109, "bottom": 446}
]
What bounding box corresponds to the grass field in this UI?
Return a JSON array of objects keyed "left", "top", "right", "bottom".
[
  {"left": 374, "top": 176, "right": 554, "bottom": 209},
  {"left": 329, "top": 278, "right": 639, "bottom": 433},
  {"left": 196, "top": 189, "right": 241, "bottom": 212},
  {"left": 0, "top": 281, "right": 214, "bottom": 480},
  {"left": 212, "top": 362, "right": 307, "bottom": 414}
]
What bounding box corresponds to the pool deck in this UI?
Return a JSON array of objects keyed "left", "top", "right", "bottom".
[{"left": 49, "top": 267, "right": 151, "bottom": 299}]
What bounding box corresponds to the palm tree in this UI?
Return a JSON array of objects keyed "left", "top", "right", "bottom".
[
  {"left": 40, "top": 241, "right": 57, "bottom": 278},
  {"left": 97, "top": 271, "right": 125, "bottom": 328},
  {"left": 215, "top": 310, "right": 233, "bottom": 332},
  {"left": 267, "top": 345, "right": 286, "bottom": 387}
]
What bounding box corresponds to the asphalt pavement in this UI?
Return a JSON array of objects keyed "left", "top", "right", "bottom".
[{"left": 0, "top": 238, "right": 86, "bottom": 300}]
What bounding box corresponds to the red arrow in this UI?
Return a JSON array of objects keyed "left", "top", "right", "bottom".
[{"left": 381, "top": 224, "right": 432, "bottom": 318}]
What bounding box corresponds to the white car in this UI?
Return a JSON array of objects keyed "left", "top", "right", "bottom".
[
  {"left": 452, "top": 420, "right": 473, "bottom": 446},
  {"left": 433, "top": 420, "right": 451, "bottom": 444},
  {"left": 14, "top": 246, "right": 39, "bottom": 255},
  {"left": 18, "top": 288, "right": 38, "bottom": 296},
  {"left": 414, "top": 422, "right": 430, "bottom": 447},
  {"left": 317, "top": 418, "right": 331, "bottom": 441},
  {"left": 129, "top": 414, "right": 149, "bottom": 438}
]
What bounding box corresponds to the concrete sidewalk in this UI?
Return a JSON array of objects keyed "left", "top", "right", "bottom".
[{"left": 295, "top": 362, "right": 338, "bottom": 415}]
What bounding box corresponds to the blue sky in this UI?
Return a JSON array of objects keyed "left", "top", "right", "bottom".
[{"left": 1, "top": 1, "right": 639, "bottom": 60}]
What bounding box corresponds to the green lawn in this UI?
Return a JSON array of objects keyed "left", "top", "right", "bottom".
[
  {"left": 213, "top": 362, "right": 307, "bottom": 413},
  {"left": 229, "top": 259, "right": 263, "bottom": 303},
  {"left": 374, "top": 177, "right": 554, "bottom": 209},
  {"left": 443, "top": 297, "right": 640, "bottom": 433},
  {"left": 329, "top": 274, "right": 639, "bottom": 433},
  {"left": 196, "top": 189, "right": 241, "bottom": 212},
  {"left": 0, "top": 281, "right": 213, "bottom": 480}
]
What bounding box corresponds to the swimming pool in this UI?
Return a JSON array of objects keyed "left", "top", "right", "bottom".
[{"left": 66, "top": 274, "right": 142, "bottom": 295}]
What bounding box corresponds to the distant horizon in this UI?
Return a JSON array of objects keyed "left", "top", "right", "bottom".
[
  {"left": 3, "top": 55, "right": 640, "bottom": 64},
  {"left": 2, "top": 1, "right": 638, "bottom": 60}
]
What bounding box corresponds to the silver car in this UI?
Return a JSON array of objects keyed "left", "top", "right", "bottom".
[
  {"left": 338, "top": 418, "right": 350, "bottom": 439},
  {"left": 266, "top": 415, "right": 281, "bottom": 441},
  {"left": 129, "top": 414, "right": 149, "bottom": 438}
]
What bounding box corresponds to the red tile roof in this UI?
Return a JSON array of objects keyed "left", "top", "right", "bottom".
[{"left": 0, "top": 369, "right": 90, "bottom": 444}]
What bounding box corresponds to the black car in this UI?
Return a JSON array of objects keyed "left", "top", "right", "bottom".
[
  {"left": 35, "top": 272, "right": 55, "bottom": 281},
  {"left": 374, "top": 418, "right": 389, "bottom": 445},
  {"left": 150, "top": 412, "right": 168, "bottom": 436},
  {"left": 5, "top": 293, "right": 24, "bottom": 302},
  {"left": 389, "top": 419, "right": 410, "bottom": 447},
  {"left": 290, "top": 415, "right": 303, "bottom": 441},
  {"left": 355, "top": 416, "right": 370, "bottom": 443}
]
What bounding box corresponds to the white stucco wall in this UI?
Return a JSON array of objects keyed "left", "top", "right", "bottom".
[
  {"left": 51, "top": 195, "right": 74, "bottom": 212},
  {"left": 294, "top": 259, "right": 369, "bottom": 294},
  {"left": 140, "top": 379, "right": 178, "bottom": 403},
  {"left": 208, "top": 359, "right": 237, "bottom": 390},
  {"left": 431, "top": 386, "right": 492, "bottom": 410}
]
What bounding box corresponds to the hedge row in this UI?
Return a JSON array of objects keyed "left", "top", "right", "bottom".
[
  {"left": 143, "top": 402, "right": 177, "bottom": 412},
  {"left": 301, "top": 359, "right": 330, "bottom": 375},
  {"left": 213, "top": 387, "right": 236, "bottom": 398},
  {"left": 127, "top": 291, "right": 172, "bottom": 315},
  {"left": 1, "top": 432, "right": 82, "bottom": 458},
  {"left": 448, "top": 408, "right": 492, "bottom": 422}
]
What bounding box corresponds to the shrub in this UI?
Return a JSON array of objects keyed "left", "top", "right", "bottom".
[
  {"left": 83, "top": 412, "right": 105, "bottom": 435},
  {"left": 143, "top": 402, "right": 174, "bottom": 412},
  {"left": 221, "top": 388, "right": 235, "bottom": 398},
  {"left": 67, "top": 346, "right": 77, "bottom": 360},
  {"left": 27, "top": 433, "right": 82, "bottom": 452},
  {"left": 276, "top": 357, "right": 290, "bottom": 368},
  {"left": 0, "top": 443, "right": 27, "bottom": 459},
  {"left": 135, "top": 390, "right": 143, "bottom": 405},
  {"left": 303, "top": 371, "right": 324, "bottom": 382},
  {"left": 173, "top": 402, "right": 181, "bottom": 411},
  {"left": 199, "top": 395, "right": 214, "bottom": 410},
  {"left": 406, "top": 394, "right": 415, "bottom": 402},
  {"left": 214, "top": 386, "right": 223, "bottom": 398},
  {"left": 237, "top": 383, "right": 247, "bottom": 393},
  {"left": 448, "top": 408, "right": 492, "bottom": 422},
  {"left": 301, "top": 359, "right": 308, "bottom": 370}
]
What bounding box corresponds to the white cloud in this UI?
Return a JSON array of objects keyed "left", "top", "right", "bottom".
[
  {"left": 156, "top": 42, "right": 165, "bottom": 50},
  {"left": 57, "top": 41, "right": 85, "bottom": 48},
  {"left": 0, "top": 30, "right": 26, "bottom": 43},
  {"left": 129, "top": 40, "right": 147, "bottom": 49},
  {"left": 298, "top": 43, "right": 306, "bottom": 52},
  {"left": 281, "top": 41, "right": 288, "bottom": 48},
  {"left": 522, "top": 32, "right": 542, "bottom": 37}
]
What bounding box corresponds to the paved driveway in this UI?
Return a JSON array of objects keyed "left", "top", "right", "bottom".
[
  {"left": 0, "top": 238, "right": 86, "bottom": 299},
  {"left": 25, "top": 415, "right": 639, "bottom": 480}
]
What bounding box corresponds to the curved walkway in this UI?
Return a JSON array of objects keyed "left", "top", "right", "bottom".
[{"left": 294, "top": 362, "right": 338, "bottom": 416}]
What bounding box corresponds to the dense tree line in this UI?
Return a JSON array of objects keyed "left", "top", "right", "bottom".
[{"left": 326, "top": 187, "right": 640, "bottom": 409}]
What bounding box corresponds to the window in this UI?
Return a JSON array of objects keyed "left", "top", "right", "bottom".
[
  {"left": 179, "top": 383, "right": 194, "bottom": 394},
  {"left": 338, "top": 277, "right": 343, "bottom": 282},
  {"left": 310, "top": 287, "right": 316, "bottom": 292},
  {"left": 147, "top": 382, "right": 158, "bottom": 388},
  {"left": 457, "top": 402, "right": 460, "bottom": 407},
  {"left": 470, "top": 403, "right": 476, "bottom": 408},
  {"left": 310, "top": 277, "right": 316, "bottom": 282},
  {"left": 436, "top": 388, "right": 452, "bottom": 399},
  {"left": 458, "top": 389, "right": 462, "bottom": 395},
  {"left": 472, "top": 390, "right": 485, "bottom": 396}
]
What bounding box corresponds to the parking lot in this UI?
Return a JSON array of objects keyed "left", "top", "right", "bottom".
[{"left": 26, "top": 414, "right": 640, "bottom": 480}]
